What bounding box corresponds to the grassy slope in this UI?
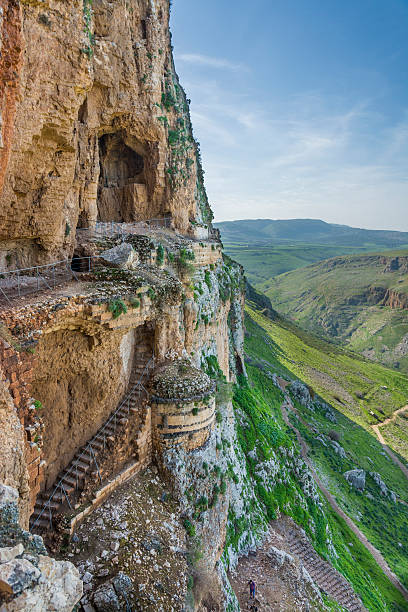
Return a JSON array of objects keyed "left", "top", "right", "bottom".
[
  {"left": 246, "top": 305, "right": 408, "bottom": 430},
  {"left": 264, "top": 251, "right": 408, "bottom": 374},
  {"left": 381, "top": 415, "right": 408, "bottom": 461},
  {"left": 244, "top": 306, "right": 408, "bottom": 608}
]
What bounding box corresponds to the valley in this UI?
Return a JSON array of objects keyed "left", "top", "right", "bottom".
[
  {"left": 243, "top": 295, "right": 408, "bottom": 608},
  {"left": 265, "top": 252, "right": 408, "bottom": 374}
]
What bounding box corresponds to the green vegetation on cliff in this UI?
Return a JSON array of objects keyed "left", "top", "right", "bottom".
[{"left": 240, "top": 301, "right": 408, "bottom": 609}]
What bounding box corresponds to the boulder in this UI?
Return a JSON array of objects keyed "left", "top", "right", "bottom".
[
  {"left": 331, "top": 441, "right": 346, "bottom": 459},
  {"left": 266, "top": 546, "right": 295, "bottom": 567},
  {"left": 369, "top": 472, "right": 397, "bottom": 502},
  {"left": 0, "top": 558, "right": 40, "bottom": 596},
  {"left": 93, "top": 583, "right": 120, "bottom": 612},
  {"left": 290, "top": 381, "right": 311, "bottom": 407},
  {"left": 0, "top": 543, "right": 24, "bottom": 564},
  {"left": 370, "top": 472, "right": 388, "bottom": 496},
  {"left": 142, "top": 532, "right": 162, "bottom": 553},
  {"left": 100, "top": 243, "right": 138, "bottom": 270},
  {"left": 344, "top": 469, "right": 365, "bottom": 491},
  {"left": 112, "top": 572, "right": 132, "bottom": 598}
]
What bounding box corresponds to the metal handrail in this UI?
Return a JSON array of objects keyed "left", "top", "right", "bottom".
[
  {"left": 0, "top": 257, "right": 99, "bottom": 305},
  {"left": 76, "top": 218, "right": 172, "bottom": 242},
  {"left": 30, "top": 356, "right": 155, "bottom": 531},
  {"left": 0, "top": 257, "right": 97, "bottom": 277}
]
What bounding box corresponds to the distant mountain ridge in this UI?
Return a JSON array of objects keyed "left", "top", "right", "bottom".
[{"left": 215, "top": 218, "right": 408, "bottom": 247}]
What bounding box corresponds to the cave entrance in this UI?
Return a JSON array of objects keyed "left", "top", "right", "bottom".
[{"left": 97, "top": 133, "right": 149, "bottom": 223}]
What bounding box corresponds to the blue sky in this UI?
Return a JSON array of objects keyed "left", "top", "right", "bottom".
[{"left": 170, "top": 0, "right": 408, "bottom": 231}]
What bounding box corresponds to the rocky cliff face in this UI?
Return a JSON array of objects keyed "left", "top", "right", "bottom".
[
  {"left": 0, "top": 377, "right": 30, "bottom": 527},
  {"left": 0, "top": 0, "right": 212, "bottom": 269},
  {"left": 0, "top": 1, "right": 246, "bottom": 609}
]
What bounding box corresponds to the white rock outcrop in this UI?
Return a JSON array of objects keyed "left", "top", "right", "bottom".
[{"left": 0, "top": 484, "right": 82, "bottom": 611}]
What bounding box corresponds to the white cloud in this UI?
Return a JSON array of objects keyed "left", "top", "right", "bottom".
[
  {"left": 175, "top": 53, "right": 247, "bottom": 72},
  {"left": 178, "top": 72, "right": 408, "bottom": 231}
]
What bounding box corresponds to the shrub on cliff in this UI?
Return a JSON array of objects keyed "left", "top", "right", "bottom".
[{"left": 108, "top": 299, "right": 127, "bottom": 319}]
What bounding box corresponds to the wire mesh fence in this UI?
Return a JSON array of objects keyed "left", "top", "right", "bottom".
[
  {"left": 76, "top": 218, "right": 172, "bottom": 242},
  {"left": 0, "top": 257, "right": 96, "bottom": 305}
]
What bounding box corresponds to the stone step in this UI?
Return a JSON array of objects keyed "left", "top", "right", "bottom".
[
  {"left": 72, "top": 459, "right": 92, "bottom": 474},
  {"left": 100, "top": 424, "right": 117, "bottom": 436},
  {"left": 61, "top": 473, "right": 84, "bottom": 488},
  {"left": 30, "top": 516, "right": 53, "bottom": 531},
  {"left": 76, "top": 449, "right": 98, "bottom": 464},
  {"left": 285, "top": 533, "right": 364, "bottom": 612},
  {"left": 58, "top": 480, "right": 76, "bottom": 495},
  {"left": 32, "top": 498, "right": 60, "bottom": 514}
]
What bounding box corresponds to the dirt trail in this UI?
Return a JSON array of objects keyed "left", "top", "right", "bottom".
[
  {"left": 229, "top": 528, "right": 330, "bottom": 612},
  {"left": 280, "top": 398, "right": 408, "bottom": 601},
  {"left": 371, "top": 406, "right": 408, "bottom": 479}
]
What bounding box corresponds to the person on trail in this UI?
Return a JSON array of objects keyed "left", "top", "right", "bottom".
[{"left": 248, "top": 579, "right": 256, "bottom": 599}]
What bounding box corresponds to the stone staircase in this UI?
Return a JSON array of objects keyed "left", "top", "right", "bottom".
[
  {"left": 282, "top": 527, "right": 365, "bottom": 611},
  {"left": 30, "top": 353, "right": 153, "bottom": 533}
]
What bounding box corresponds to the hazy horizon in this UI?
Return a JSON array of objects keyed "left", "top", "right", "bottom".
[
  {"left": 214, "top": 217, "right": 408, "bottom": 233},
  {"left": 171, "top": 0, "right": 408, "bottom": 232}
]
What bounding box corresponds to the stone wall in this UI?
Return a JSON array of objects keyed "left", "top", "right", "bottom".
[
  {"left": 152, "top": 395, "right": 216, "bottom": 454},
  {"left": 0, "top": 338, "right": 42, "bottom": 523},
  {"left": 0, "top": 375, "right": 30, "bottom": 529}
]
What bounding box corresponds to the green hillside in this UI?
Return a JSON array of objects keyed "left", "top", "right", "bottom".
[
  {"left": 244, "top": 299, "right": 408, "bottom": 603},
  {"left": 216, "top": 218, "right": 408, "bottom": 248},
  {"left": 224, "top": 242, "right": 385, "bottom": 286},
  {"left": 265, "top": 251, "right": 408, "bottom": 374},
  {"left": 216, "top": 219, "right": 408, "bottom": 284}
]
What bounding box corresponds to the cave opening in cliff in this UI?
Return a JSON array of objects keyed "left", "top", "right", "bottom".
[{"left": 97, "top": 132, "right": 149, "bottom": 223}]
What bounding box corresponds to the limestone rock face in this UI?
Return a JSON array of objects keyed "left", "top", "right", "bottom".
[
  {"left": 3, "top": 555, "right": 82, "bottom": 612},
  {"left": 0, "top": 484, "right": 82, "bottom": 610},
  {"left": 0, "top": 378, "right": 30, "bottom": 527},
  {"left": 0, "top": 558, "right": 41, "bottom": 597},
  {"left": 344, "top": 469, "right": 366, "bottom": 491},
  {"left": 0, "top": 0, "right": 211, "bottom": 268}
]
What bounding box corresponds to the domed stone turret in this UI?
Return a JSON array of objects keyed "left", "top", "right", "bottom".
[{"left": 150, "top": 360, "right": 216, "bottom": 454}]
